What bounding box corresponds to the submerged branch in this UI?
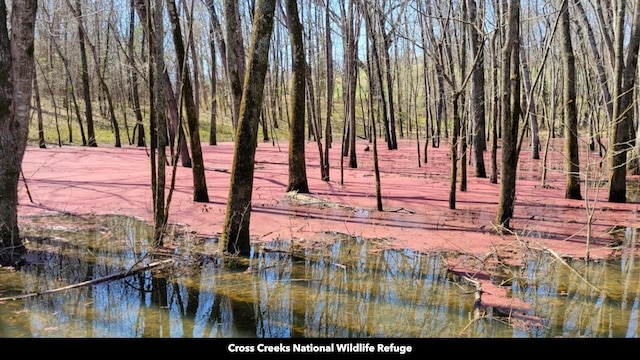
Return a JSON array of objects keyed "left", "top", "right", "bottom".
[{"left": 0, "top": 258, "right": 174, "bottom": 302}]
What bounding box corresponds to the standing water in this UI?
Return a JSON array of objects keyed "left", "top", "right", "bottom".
[{"left": 0, "top": 214, "right": 639, "bottom": 338}]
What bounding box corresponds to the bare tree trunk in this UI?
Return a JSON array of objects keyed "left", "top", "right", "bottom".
[
  {"left": 129, "top": 0, "right": 146, "bottom": 147},
  {"left": 450, "top": 92, "right": 461, "bottom": 209},
  {"left": 167, "top": 0, "right": 209, "bottom": 203},
  {"left": 284, "top": 0, "right": 309, "bottom": 193},
  {"left": 608, "top": 0, "right": 640, "bottom": 203},
  {"left": 560, "top": 0, "right": 582, "bottom": 200},
  {"left": 207, "top": 1, "right": 218, "bottom": 146},
  {"left": 75, "top": 0, "right": 97, "bottom": 147},
  {"left": 380, "top": 17, "right": 398, "bottom": 150},
  {"left": 343, "top": 0, "right": 358, "bottom": 168},
  {"left": 34, "top": 74, "right": 47, "bottom": 149},
  {"left": 364, "top": 3, "right": 389, "bottom": 157},
  {"left": 181, "top": 0, "right": 200, "bottom": 117},
  {"left": 148, "top": 0, "right": 168, "bottom": 245},
  {"left": 467, "top": 0, "right": 487, "bottom": 178},
  {"left": 417, "top": 0, "right": 431, "bottom": 162},
  {"left": 364, "top": 6, "right": 383, "bottom": 210},
  {"left": 66, "top": 0, "right": 122, "bottom": 148},
  {"left": 495, "top": 0, "right": 520, "bottom": 229},
  {"left": 0, "top": 0, "right": 38, "bottom": 266},
  {"left": 519, "top": 47, "right": 540, "bottom": 160},
  {"left": 224, "top": 0, "right": 246, "bottom": 134},
  {"left": 574, "top": 0, "right": 613, "bottom": 125},
  {"left": 35, "top": 58, "right": 62, "bottom": 147},
  {"left": 222, "top": 0, "right": 277, "bottom": 257},
  {"left": 489, "top": 7, "right": 500, "bottom": 185},
  {"left": 323, "top": 0, "right": 333, "bottom": 178}
]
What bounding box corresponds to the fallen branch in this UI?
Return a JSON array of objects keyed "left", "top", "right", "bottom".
[
  {"left": 535, "top": 244, "right": 605, "bottom": 297},
  {"left": 0, "top": 258, "right": 174, "bottom": 302},
  {"left": 496, "top": 224, "right": 607, "bottom": 299}
]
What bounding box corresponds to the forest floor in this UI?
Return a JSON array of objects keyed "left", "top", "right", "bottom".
[{"left": 17, "top": 137, "right": 640, "bottom": 322}]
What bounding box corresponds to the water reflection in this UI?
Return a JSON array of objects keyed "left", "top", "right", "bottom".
[{"left": 0, "top": 215, "right": 639, "bottom": 338}]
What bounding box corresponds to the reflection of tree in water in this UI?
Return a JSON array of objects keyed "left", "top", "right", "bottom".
[{"left": 5, "top": 215, "right": 640, "bottom": 337}]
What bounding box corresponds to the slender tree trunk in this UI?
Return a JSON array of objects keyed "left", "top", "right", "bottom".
[
  {"left": 382, "top": 33, "right": 398, "bottom": 150},
  {"left": 284, "top": 0, "right": 309, "bottom": 193},
  {"left": 560, "top": 0, "right": 582, "bottom": 200},
  {"left": 520, "top": 47, "right": 540, "bottom": 160},
  {"left": 224, "top": 0, "right": 246, "bottom": 134},
  {"left": 344, "top": 0, "right": 358, "bottom": 168},
  {"left": 323, "top": 0, "right": 333, "bottom": 178},
  {"left": 66, "top": 0, "right": 122, "bottom": 148},
  {"left": 76, "top": 0, "right": 97, "bottom": 147},
  {"left": 495, "top": 1, "right": 520, "bottom": 229},
  {"left": 35, "top": 59, "right": 62, "bottom": 147},
  {"left": 468, "top": 0, "right": 487, "bottom": 178},
  {"left": 574, "top": 0, "right": 613, "bottom": 125},
  {"left": 208, "top": 1, "right": 218, "bottom": 146},
  {"left": 489, "top": 20, "right": 499, "bottom": 184},
  {"left": 609, "top": 0, "right": 640, "bottom": 203},
  {"left": 364, "top": 6, "right": 383, "bottom": 210},
  {"left": 34, "top": 74, "right": 47, "bottom": 149},
  {"left": 129, "top": 0, "right": 146, "bottom": 147},
  {"left": 167, "top": 0, "right": 209, "bottom": 202},
  {"left": 450, "top": 93, "right": 461, "bottom": 209},
  {"left": 149, "top": 0, "right": 168, "bottom": 245},
  {"left": 222, "top": 0, "right": 277, "bottom": 257}
]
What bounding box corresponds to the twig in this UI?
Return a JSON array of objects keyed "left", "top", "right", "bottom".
[
  {"left": 536, "top": 245, "right": 604, "bottom": 297},
  {"left": 20, "top": 168, "right": 35, "bottom": 204},
  {"left": 500, "top": 225, "right": 607, "bottom": 298},
  {"left": 0, "top": 258, "right": 174, "bottom": 302}
]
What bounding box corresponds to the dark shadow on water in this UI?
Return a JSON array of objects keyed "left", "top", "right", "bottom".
[{"left": 1, "top": 214, "right": 639, "bottom": 338}]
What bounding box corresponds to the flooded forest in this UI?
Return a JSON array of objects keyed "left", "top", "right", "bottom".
[{"left": 0, "top": 0, "right": 639, "bottom": 339}]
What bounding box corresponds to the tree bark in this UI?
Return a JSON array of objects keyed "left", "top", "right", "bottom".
[
  {"left": 608, "top": 0, "right": 640, "bottom": 203},
  {"left": 574, "top": 0, "right": 613, "bottom": 125},
  {"left": 467, "top": 0, "right": 487, "bottom": 178},
  {"left": 148, "top": 0, "right": 168, "bottom": 245},
  {"left": 34, "top": 74, "right": 47, "bottom": 149},
  {"left": 224, "top": 0, "right": 246, "bottom": 133},
  {"left": 323, "top": 0, "right": 333, "bottom": 179},
  {"left": 284, "top": 0, "right": 309, "bottom": 194},
  {"left": 167, "top": 0, "right": 209, "bottom": 203},
  {"left": 129, "top": 0, "right": 146, "bottom": 147},
  {"left": 66, "top": 0, "right": 122, "bottom": 148},
  {"left": 495, "top": 1, "right": 520, "bottom": 229},
  {"left": 76, "top": 0, "right": 97, "bottom": 147},
  {"left": 560, "top": 0, "right": 582, "bottom": 200},
  {"left": 0, "top": 0, "right": 38, "bottom": 266},
  {"left": 221, "top": 0, "right": 277, "bottom": 256}
]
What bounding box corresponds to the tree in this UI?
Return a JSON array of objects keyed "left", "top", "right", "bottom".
[
  {"left": 66, "top": 0, "right": 122, "bottom": 148},
  {"left": 284, "top": 0, "right": 309, "bottom": 193},
  {"left": 148, "top": 0, "right": 168, "bottom": 245},
  {"left": 223, "top": 0, "right": 246, "bottom": 133},
  {"left": 205, "top": 0, "right": 223, "bottom": 146},
  {"left": 221, "top": 0, "right": 277, "bottom": 257},
  {"left": 167, "top": 0, "right": 209, "bottom": 203},
  {"left": 467, "top": 0, "right": 487, "bottom": 178},
  {"left": 76, "top": 0, "right": 97, "bottom": 147},
  {"left": 495, "top": 0, "right": 520, "bottom": 229},
  {"left": 608, "top": 0, "right": 640, "bottom": 203},
  {"left": 128, "top": 0, "right": 146, "bottom": 147},
  {"left": 340, "top": 0, "right": 359, "bottom": 170},
  {"left": 560, "top": 0, "right": 582, "bottom": 200},
  {"left": 0, "top": 0, "right": 38, "bottom": 266}
]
